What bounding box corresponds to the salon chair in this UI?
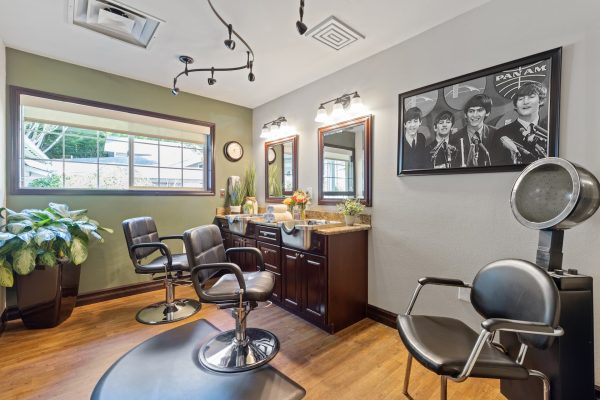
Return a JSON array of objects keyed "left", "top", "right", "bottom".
[
  {"left": 183, "top": 224, "right": 279, "bottom": 373},
  {"left": 122, "top": 217, "right": 200, "bottom": 325},
  {"left": 397, "top": 259, "right": 563, "bottom": 400}
]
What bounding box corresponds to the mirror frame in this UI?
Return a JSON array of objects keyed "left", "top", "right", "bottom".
[
  {"left": 318, "top": 115, "right": 372, "bottom": 206},
  {"left": 265, "top": 135, "right": 298, "bottom": 203}
]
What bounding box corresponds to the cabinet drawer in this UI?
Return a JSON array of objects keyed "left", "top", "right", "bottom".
[
  {"left": 257, "top": 242, "right": 281, "bottom": 273},
  {"left": 256, "top": 225, "right": 280, "bottom": 244}
]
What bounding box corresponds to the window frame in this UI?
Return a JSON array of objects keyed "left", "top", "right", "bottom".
[{"left": 9, "top": 86, "right": 215, "bottom": 196}]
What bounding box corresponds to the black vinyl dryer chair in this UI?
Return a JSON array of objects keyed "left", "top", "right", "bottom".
[
  {"left": 397, "top": 259, "right": 563, "bottom": 400},
  {"left": 122, "top": 217, "right": 200, "bottom": 325},
  {"left": 183, "top": 224, "right": 279, "bottom": 373}
]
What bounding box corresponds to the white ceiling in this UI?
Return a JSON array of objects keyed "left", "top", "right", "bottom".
[{"left": 0, "top": 0, "right": 490, "bottom": 108}]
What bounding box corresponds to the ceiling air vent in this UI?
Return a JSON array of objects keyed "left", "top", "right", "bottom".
[
  {"left": 305, "top": 16, "right": 365, "bottom": 51},
  {"left": 68, "top": 0, "right": 163, "bottom": 48}
]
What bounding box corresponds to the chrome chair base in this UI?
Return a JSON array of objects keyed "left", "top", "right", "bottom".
[
  {"left": 135, "top": 299, "right": 201, "bottom": 325},
  {"left": 199, "top": 327, "right": 280, "bottom": 373}
]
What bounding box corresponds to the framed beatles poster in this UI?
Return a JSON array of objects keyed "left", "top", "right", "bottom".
[{"left": 397, "top": 48, "right": 561, "bottom": 175}]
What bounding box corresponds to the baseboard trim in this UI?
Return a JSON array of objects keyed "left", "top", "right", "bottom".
[
  {"left": 5, "top": 280, "right": 165, "bottom": 321},
  {"left": 75, "top": 280, "right": 164, "bottom": 307},
  {"left": 366, "top": 304, "right": 397, "bottom": 328}
]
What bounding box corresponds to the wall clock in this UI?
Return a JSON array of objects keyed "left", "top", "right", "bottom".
[
  {"left": 268, "top": 147, "right": 276, "bottom": 164},
  {"left": 224, "top": 141, "right": 244, "bottom": 162}
]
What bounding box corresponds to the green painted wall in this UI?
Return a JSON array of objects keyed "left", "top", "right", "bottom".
[{"left": 5, "top": 48, "right": 253, "bottom": 304}]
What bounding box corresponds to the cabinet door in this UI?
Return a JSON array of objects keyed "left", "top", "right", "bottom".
[
  {"left": 302, "top": 254, "right": 327, "bottom": 324},
  {"left": 282, "top": 248, "right": 302, "bottom": 312},
  {"left": 229, "top": 234, "right": 245, "bottom": 270},
  {"left": 222, "top": 231, "right": 232, "bottom": 250},
  {"left": 257, "top": 242, "right": 280, "bottom": 273},
  {"left": 242, "top": 238, "right": 257, "bottom": 272}
]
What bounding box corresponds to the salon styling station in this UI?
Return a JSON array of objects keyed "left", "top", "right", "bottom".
[{"left": 215, "top": 211, "right": 370, "bottom": 333}]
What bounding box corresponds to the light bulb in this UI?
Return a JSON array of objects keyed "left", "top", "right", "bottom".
[
  {"left": 331, "top": 101, "right": 344, "bottom": 119},
  {"left": 315, "top": 105, "right": 328, "bottom": 123},
  {"left": 260, "top": 125, "right": 270, "bottom": 139}
]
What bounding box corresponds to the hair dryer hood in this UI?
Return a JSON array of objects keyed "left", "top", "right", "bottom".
[{"left": 510, "top": 157, "right": 600, "bottom": 230}]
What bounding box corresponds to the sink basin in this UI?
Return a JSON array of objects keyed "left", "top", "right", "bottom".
[
  {"left": 279, "top": 219, "right": 343, "bottom": 250},
  {"left": 225, "top": 214, "right": 255, "bottom": 235}
]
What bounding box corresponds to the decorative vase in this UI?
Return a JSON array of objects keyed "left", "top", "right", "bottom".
[
  {"left": 344, "top": 215, "right": 356, "bottom": 226},
  {"left": 230, "top": 205, "right": 241, "bottom": 214},
  {"left": 299, "top": 205, "right": 306, "bottom": 220},
  {"left": 246, "top": 197, "right": 258, "bottom": 215},
  {"left": 16, "top": 260, "right": 80, "bottom": 329}
]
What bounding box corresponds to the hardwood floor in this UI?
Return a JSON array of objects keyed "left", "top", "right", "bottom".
[{"left": 0, "top": 287, "right": 506, "bottom": 399}]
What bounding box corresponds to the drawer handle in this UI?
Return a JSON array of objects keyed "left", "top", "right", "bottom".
[
  {"left": 260, "top": 231, "right": 276, "bottom": 238},
  {"left": 306, "top": 260, "right": 320, "bottom": 266}
]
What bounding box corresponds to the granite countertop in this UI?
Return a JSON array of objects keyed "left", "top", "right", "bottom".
[
  {"left": 314, "top": 224, "right": 371, "bottom": 235},
  {"left": 215, "top": 214, "right": 371, "bottom": 235}
]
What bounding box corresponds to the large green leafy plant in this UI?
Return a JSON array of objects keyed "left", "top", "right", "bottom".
[{"left": 0, "top": 203, "right": 113, "bottom": 287}]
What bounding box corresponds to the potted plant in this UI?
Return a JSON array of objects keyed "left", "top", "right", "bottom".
[
  {"left": 0, "top": 202, "right": 112, "bottom": 328},
  {"left": 229, "top": 180, "right": 244, "bottom": 214},
  {"left": 337, "top": 198, "right": 365, "bottom": 226},
  {"left": 243, "top": 163, "right": 258, "bottom": 215}
]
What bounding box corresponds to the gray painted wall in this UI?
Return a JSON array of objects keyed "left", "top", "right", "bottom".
[{"left": 253, "top": 0, "right": 600, "bottom": 383}]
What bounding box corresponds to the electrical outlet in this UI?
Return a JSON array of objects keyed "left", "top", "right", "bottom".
[
  {"left": 220, "top": 188, "right": 225, "bottom": 198},
  {"left": 458, "top": 287, "right": 470, "bottom": 302}
]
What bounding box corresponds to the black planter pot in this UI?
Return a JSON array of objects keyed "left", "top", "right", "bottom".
[{"left": 16, "top": 261, "right": 80, "bottom": 329}]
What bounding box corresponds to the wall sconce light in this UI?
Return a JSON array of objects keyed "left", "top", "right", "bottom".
[
  {"left": 314, "top": 91, "right": 365, "bottom": 123},
  {"left": 261, "top": 117, "right": 292, "bottom": 139}
]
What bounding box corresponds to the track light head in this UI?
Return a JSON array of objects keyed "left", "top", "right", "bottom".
[
  {"left": 224, "top": 24, "right": 236, "bottom": 50},
  {"left": 171, "top": 87, "right": 180, "bottom": 96},
  {"left": 296, "top": 20, "right": 308, "bottom": 35},
  {"left": 297, "top": 0, "right": 307, "bottom": 35},
  {"left": 248, "top": 72, "right": 255, "bottom": 82},
  {"left": 208, "top": 68, "right": 217, "bottom": 85}
]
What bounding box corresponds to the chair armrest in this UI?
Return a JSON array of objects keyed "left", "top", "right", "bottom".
[
  {"left": 225, "top": 247, "right": 266, "bottom": 271},
  {"left": 159, "top": 235, "right": 184, "bottom": 241},
  {"left": 418, "top": 277, "right": 471, "bottom": 287},
  {"left": 191, "top": 262, "right": 246, "bottom": 294},
  {"left": 130, "top": 242, "right": 172, "bottom": 265},
  {"left": 482, "top": 318, "right": 564, "bottom": 336},
  {"left": 405, "top": 276, "right": 472, "bottom": 315}
]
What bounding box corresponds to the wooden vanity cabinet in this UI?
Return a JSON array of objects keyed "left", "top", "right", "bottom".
[
  {"left": 255, "top": 225, "right": 283, "bottom": 304},
  {"left": 216, "top": 218, "right": 368, "bottom": 333},
  {"left": 229, "top": 234, "right": 257, "bottom": 272},
  {"left": 282, "top": 230, "right": 368, "bottom": 333}
]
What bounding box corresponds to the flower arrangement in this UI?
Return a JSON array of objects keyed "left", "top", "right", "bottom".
[{"left": 283, "top": 189, "right": 311, "bottom": 219}]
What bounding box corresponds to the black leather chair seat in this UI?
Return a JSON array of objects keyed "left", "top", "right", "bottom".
[
  {"left": 203, "top": 271, "right": 275, "bottom": 303},
  {"left": 136, "top": 254, "right": 189, "bottom": 274},
  {"left": 397, "top": 315, "right": 529, "bottom": 380}
]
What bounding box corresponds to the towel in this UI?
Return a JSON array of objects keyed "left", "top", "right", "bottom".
[
  {"left": 267, "top": 204, "right": 289, "bottom": 213},
  {"left": 264, "top": 211, "right": 292, "bottom": 223}
]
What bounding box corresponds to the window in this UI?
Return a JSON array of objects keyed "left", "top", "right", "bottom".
[
  {"left": 323, "top": 146, "right": 355, "bottom": 197},
  {"left": 11, "top": 87, "right": 214, "bottom": 195}
]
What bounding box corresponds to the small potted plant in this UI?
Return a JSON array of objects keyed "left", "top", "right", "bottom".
[
  {"left": 228, "top": 180, "right": 244, "bottom": 213},
  {"left": 284, "top": 189, "right": 310, "bottom": 220},
  {"left": 243, "top": 163, "right": 258, "bottom": 215},
  {"left": 337, "top": 198, "right": 365, "bottom": 226},
  {"left": 0, "top": 203, "right": 112, "bottom": 328}
]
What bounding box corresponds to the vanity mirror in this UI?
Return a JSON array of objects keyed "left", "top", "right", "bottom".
[
  {"left": 318, "top": 115, "right": 372, "bottom": 206},
  {"left": 265, "top": 135, "right": 298, "bottom": 202}
]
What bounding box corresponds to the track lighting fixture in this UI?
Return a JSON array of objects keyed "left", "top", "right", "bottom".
[
  {"left": 171, "top": 0, "right": 255, "bottom": 95},
  {"left": 296, "top": 0, "right": 308, "bottom": 35},
  {"left": 314, "top": 91, "right": 365, "bottom": 123}
]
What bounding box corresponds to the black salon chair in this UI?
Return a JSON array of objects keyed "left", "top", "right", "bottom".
[
  {"left": 397, "top": 259, "right": 563, "bottom": 400},
  {"left": 183, "top": 224, "right": 279, "bottom": 373},
  {"left": 122, "top": 217, "right": 200, "bottom": 325}
]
